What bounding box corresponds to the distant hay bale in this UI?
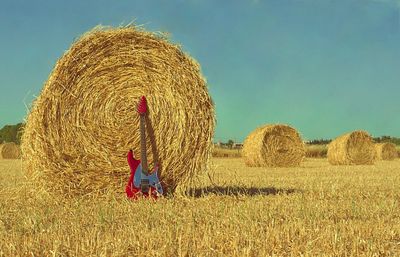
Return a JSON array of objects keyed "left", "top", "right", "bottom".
[
  {"left": 375, "top": 143, "right": 398, "bottom": 160},
  {"left": 0, "top": 142, "right": 20, "bottom": 159},
  {"left": 327, "top": 130, "right": 375, "bottom": 165},
  {"left": 21, "top": 26, "right": 215, "bottom": 196},
  {"left": 242, "top": 124, "right": 305, "bottom": 167}
]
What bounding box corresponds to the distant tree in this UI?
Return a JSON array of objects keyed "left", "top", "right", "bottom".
[
  {"left": 373, "top": 136, "right": 400, "bottom": 145},
  {"left": 227, "top": 139, "right": 234, "bottom": 149},
  {"left": 307, "top": 138, "right": 332, "bottom": 145}
]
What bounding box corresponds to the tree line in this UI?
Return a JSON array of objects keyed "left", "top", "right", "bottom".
[
  {"left": 221, "top": 135, "right": 400, "bottom": 147},
  {"left": 373, "top": 136, "right": 400, "bottom": 145},
  {"left": 1, "top": 123, "right": 400, "bottom": 146}
]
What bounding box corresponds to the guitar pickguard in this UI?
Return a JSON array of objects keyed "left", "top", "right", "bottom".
[{"left": 133, "top": 163, "right": 163, "bottom": 195}]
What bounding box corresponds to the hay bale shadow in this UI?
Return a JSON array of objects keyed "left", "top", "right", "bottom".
[{"left": 188, "top": 186, "right": 301, "bottom": 197}]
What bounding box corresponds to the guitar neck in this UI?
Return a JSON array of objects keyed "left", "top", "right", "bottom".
[{"left": 139, "top": 115, "right": 149, "bottom": 175}]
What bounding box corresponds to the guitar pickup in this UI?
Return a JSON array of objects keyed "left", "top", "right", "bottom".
[{"left": 141, "top": 179, "right": 150, "bottom": 193}]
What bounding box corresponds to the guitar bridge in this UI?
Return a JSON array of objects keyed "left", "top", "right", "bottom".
[{"left": 141, "top": 179, "right": 150, "bottom": 193}]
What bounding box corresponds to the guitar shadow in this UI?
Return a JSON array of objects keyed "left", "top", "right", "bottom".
[{"left": 187, "top": 186, "right": 301, "bottom": 198}]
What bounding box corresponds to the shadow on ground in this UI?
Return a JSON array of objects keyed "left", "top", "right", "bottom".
[{"left": 187, "top": 186, "right": 301, "bottom": 197}]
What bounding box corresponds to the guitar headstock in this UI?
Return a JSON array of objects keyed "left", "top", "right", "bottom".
[{"left": 137, "top": 96, "right": 147, "bottom": 115}]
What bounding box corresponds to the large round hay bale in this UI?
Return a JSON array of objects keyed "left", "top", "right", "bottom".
[
  {"left": 375, "top": 143, "right": 398, "bottom": 160},
  {"left": 242, "top": 124, "right": 305, "bottom": 167},
  {"left": 21, "top": 26, "right": 215, "bottom": 196},
  {"left": 327, "top": 130, "right": 375, "bottom": 165},
  {"left": 0, "top": 142, "right": 20, "bottom": 159}
]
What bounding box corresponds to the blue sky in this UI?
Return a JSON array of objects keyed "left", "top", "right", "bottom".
[{"left": 0, "top": 0, "right": 399, "bottom": 142}]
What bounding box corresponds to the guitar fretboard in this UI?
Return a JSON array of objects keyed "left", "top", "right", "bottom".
[{"left": 139, "top": 115, "right": 149, "bottom": 175}]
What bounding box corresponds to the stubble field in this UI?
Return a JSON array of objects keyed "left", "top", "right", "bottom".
[{"left": 0, "top": 157, "right": 399, "bottom": 256}]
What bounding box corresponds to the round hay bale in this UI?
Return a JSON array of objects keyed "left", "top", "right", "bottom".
[
  {"left": 327, "top": 130, "right": 375, "bottom": 165},
  {"left": 21, "top": 26, "right": 215, "bottom": 196},
  {"left": 242, "top": 124, "right": 305, "bottom": 167},
  {"left": 0, "top": 142, "right": 20, "bottom": 159},
  {"left": 375, "top": 143, "right": 398, "bottom": 160}
]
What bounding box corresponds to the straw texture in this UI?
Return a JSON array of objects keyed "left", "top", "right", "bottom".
[
  {"left": 327, "top": 131, "right": 375, "bottom": 165},
  {"left": 242, "top": 124, "right": 305, "bottom": 167},
  {"left": 0, "top": 142, "right": 20, "bottom": 159},
  {"left": 21, "top": 26, "right": 215, "bottom": 196},
  {"left": 375, "top": 143, "right": 398, "bottom": 160}
]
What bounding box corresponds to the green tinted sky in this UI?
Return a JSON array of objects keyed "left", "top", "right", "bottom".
[{"left": 0, "top": 0, "right": 399, "bottom": 142}]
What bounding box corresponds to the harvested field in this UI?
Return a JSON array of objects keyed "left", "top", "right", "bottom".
[
  {"left": 212, "top": 147, "right": 242, "bottom": 158},
  {"left": 1, "top": 158, "right": 399, "bottom": 256},
  {"left": 212, "top": 145, "right": 328, "bottom": 158},
  {"left": 305, "top": 144, "right": 328, "bottom": 158}
]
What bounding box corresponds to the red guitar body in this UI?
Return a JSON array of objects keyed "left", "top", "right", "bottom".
[{"left": 125, "top": 150, "right": 159, "bottom": 200}]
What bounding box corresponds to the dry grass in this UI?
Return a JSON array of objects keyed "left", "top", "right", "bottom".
[
  {"left": 21, "top": 26, "right": 215, "bottom": 196},
  {"left": 1, "top": 158, "right": 400, "bottom": 256},
  {"left": 213, "top": 145, "right": 329, "bottom": 159},
  {"left": 305, "top": 144, "right": 328, "bottom": 158},
  {"left": 211, "top": 147, "right": 242, "bottom": 158}
]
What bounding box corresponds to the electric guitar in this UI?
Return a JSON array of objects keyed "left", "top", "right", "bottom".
[{"left": 126, "top": 96, "right": 163, "bottom": 199}]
